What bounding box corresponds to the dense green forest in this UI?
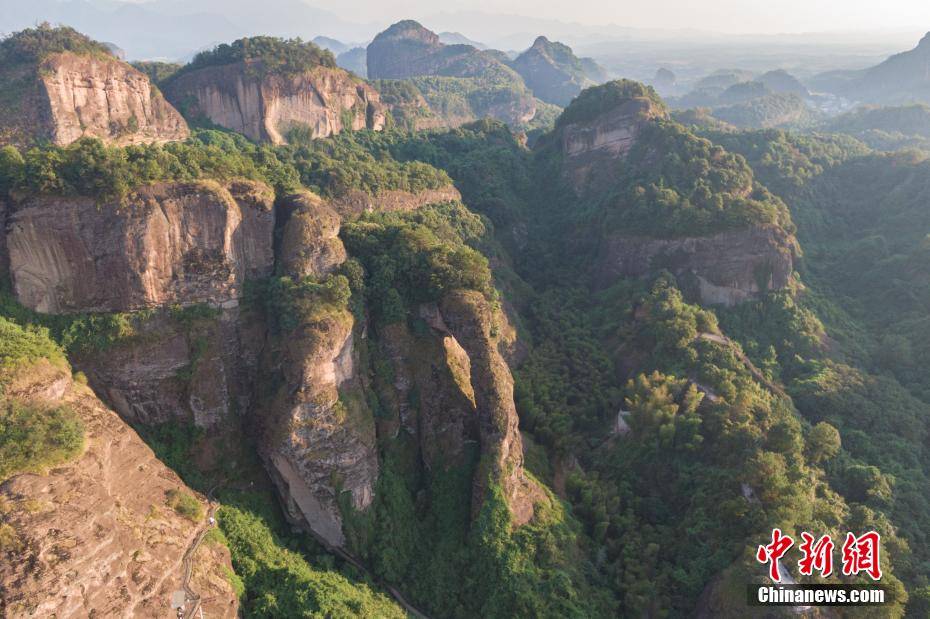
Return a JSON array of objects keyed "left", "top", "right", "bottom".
[
  {"left": 167, "top": 35, "right": 337, "bottom": 80},
  {"left": 2, "top": 72, "right": 930, "bottom": 616}
]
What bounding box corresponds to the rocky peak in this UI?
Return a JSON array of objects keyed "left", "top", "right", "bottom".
[
  {"left": 0, "top": 26, "right": 189, "bottom": 148},
  {"left": 918, "top": 31, "right": 930, "bottom": 50},
  {"left": 374, "top": 20, "right": 441, "bottom": 47},
  {"left": 162, "top": 37, "right": 384, "bottom": 144},
  {"left": 531, "top": 35, "right": 552, "bottom": 50},
  {"left": 556, "top": 80, "right": 668, "bottom": 189},
  {"left": 512, "top": 36, "right": 600, "bottom": 106}
]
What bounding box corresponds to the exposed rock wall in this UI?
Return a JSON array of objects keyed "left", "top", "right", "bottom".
[
  {"left": 163, "top": 63, "right": 385, "bottom": 145},
  {"left": 7, "top": 180, "right": 275, "bottom": 313},
  {"left": 598, "top": 224, "right": 799, "bottom": 306},
  {"left": 329, "top": 185, "right": 462, "bottom": 218},
  {"left": 0, "top": 51, "right": 189, "bottom": 148},
  {"left": 0, "top": 363, "right": 237, "bottom": 617},
  {"left": 434, "top": 291, "right": 541, "bottom": 525},
  {"left": 278, "top": 192, "right": 347, "bottom": 278},
  {"left": 262, "top": 310, "right": 378, "bottom": 548},
  {"left": 560, "top": 96, "right": 667, "bottom": 192},
  {"left": 40, "top": 53, "right": 190, "bottom": 146},
  {"left": 76, "top": 306, "right": 266, "bottom": 428}
]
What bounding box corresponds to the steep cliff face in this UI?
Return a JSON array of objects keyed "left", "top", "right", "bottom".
[
  {"left": 75, "top": 306, "right": 266, "bottom": 429},
  {"left": 560, "top": 95, "right": 668, "bottom": 192},
  {"left": 553, "top": 81, "right": 799, "bottom": 306},
  {"left": 261, "top": 199, "right": 377, "bottom": 548},
  {"left": 0, "top": 362, "right": 237, "bottom": 617},
  {"left": 163, "top": 63, "right": 385, "bottom": 145},
  {"left": 262, "top": 308, "right": 378, "bottom": 549},
  {"left": 329, "top": 185, "right": 462, "bottom": 218},
  {"left": 7, "top": 180, "right": 275, "bottom": 313},
  {"left": 433, "top": 292, "right": 541, "bottom": 524},
  {"left": 278, "top": 192, "right": 347, "bottom": 278},
  {"left": 0, "top": 52, "right": 189, "bottom": 148},
  {"left": 598, "top": 224, "right": 799, "bottom": 306}
]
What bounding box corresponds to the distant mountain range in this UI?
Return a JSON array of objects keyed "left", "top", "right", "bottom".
[{"left": 810, "top": 32, "right": 930, "bottom": 104}]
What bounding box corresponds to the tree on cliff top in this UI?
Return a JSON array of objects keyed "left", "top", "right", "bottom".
[
  {"left": 177, "top": 36, "right": 337, "bottom": 78},
  {"left": 0, "top": 24, "right": 112, "bottom": 66}
]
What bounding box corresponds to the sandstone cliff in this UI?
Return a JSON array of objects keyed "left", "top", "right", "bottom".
[
  {"left": 0, "top": 51, "right": 189, "bottom": 148},
  {"left": 559, "top": 94, "right": 668, "bottom": 193},
  {"left": 0, "top": 360, "right": 237, "bottom": 617},
  {"left": 75, "top": 306, "right": 265, "bottom": 429},
  {"left": 262, "top": 308, "right": 378, "bottom": 549},
  {"left": 278, "top": 192, "right": 347, "bottom": 278},
  {"left": 163, "top": 63, "right": 385, "bottom": 145},
  {"left": 597, "top": 224, "right": 800, "bottom": 306},
  {"left": 430, "top": 292, "right": 542, "bottom": 524},
  {"left": 7, "top": 179, "right": 275, "bottom": 313},
  {"left": 554, "top": 82, "right": 798, "bottom": 306}
]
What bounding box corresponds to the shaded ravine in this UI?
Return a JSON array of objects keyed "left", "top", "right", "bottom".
[{"left": 176, "top": 482, "right": 431, "bottom": 619}]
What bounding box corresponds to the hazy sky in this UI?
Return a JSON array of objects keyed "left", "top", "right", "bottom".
[{"left": 313, "top": 0, "right": 930, "bottom": 35}]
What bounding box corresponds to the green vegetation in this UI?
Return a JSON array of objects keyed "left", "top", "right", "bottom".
[
  {"left": 0, "top": 399, "right": 83, "bottom": 481},
  {"left": 279, "top": 129, "right": 451, "bottom": 197},
  {"left": 555, "top": 79, "right": 665, "bottom": 128},
  {"left": 702, "top": 129, "right": 930, "bottom": 610},
  {"left": 219, "top": 498, "right": 405, "bottom": 618},
  {"left": 0, "top": 315, "right": 67, "bottom": 380},
  {"left": 166, "top": 488, "right": 203, "bottom": 521},
  {"left": 0, "top": 286, "right": 155, "bottom": 355},
  {"left": 171, "top": 36, "right": 336, "bottom": 80},
  {"left": 822, "top": 103, "right": 930, "bottom": 151},
  {"left": 3, "top": 69, "right": 929, "bottom": 615},
  {"left": 249, "top": 274, "right": 351, "bottom": 332},
  {"left": 711, "top": 93, "right": 819, "bottom": 130},
  {"left": 0, "top": 127, "right": 452, "bottom": 204},
  {"left": 142, "top": 421, "right": 407, "bottom": 617},
  {"left": 342, "top": 202, "right": 494, "bottom": 325},
  {"left": 370, "top": 79, "right": 436, "bottom": 131},
  {"left": 602, "top": 120, "right": 793, "bottom": 236},
  {"left": 0, "top": 24, "right": 112, "bottom": 66},
  {"left": 698, "top": 128, "right": 869, "bottom": 194},
  {"left": 0, "top": 310, "right": 83, "bottom": 483},
  {"left": 131, "top": 60, "right": 182, "bottom": 84}
]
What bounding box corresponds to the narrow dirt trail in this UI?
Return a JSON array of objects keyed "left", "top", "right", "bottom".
[
  {"left": 696, "top": 332, "right": 789, "bottom": 399},
  {"left": 179, "top": 487, "right": 220, "bottom": 619}
]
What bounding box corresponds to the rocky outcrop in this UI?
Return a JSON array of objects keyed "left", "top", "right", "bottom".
[
  {"left": 278, "top": 192, "right": 347, "bottom": 279},
  {"left": 329, "top": 185, "right": 462, "bottom": 218},
  {"left": 0, "top": 362, "right": 237, "bottom": 617},
  {"left": 512, "top": 36, "right": 603, "bottom": 107},
  {"left": 598, "top": 224, "right": 799, "bottom": 306},
  {"left": 560, "top": 95, "right": 668, "bottom": 192},
  {"left": 367, "top": 21, "right": 539, "bottom": 128},
  {"left": 432, "top": 291, "right": 542, "bottom": 525},
  {"left": 366, "top": 20, "right": 449, "bottom": 80},
  {"left": 262, "top": 309, "right": 378, "bottom": 549},
  {"left": 7, "top": 179, "right": 275, "bottom": 313},
  {"left": 0, "top": 51, "right": 189, "bottom": 148},
  {"left": 163, "top": 63, "right": 385, "bottom": 145},
  {"left": 75, "top": 306, "right": 265, "bottom": 429}
]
